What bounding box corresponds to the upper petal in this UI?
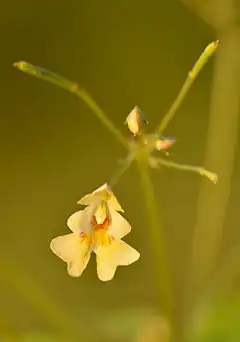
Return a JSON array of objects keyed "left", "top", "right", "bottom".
[
  {"left": 50, "top": 233, "right": 91, "bottom": 277},
  {"left": 78, "top": 183, "right": 124, "bottom": 213},
  {"left": 108, "top": 208, "right": 132, "bottom": 239}
]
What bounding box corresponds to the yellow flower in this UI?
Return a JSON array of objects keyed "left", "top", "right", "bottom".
[{"left": 50, "top": 184, "right": 140, "bottom": 281}]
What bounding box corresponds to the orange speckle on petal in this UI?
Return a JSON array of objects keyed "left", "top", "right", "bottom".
[
  {"left": 90, "top": 236, "right": 95, "bottom": 246},
  {"left": 80, "top": 231, "right": 94, "bottom": 246},
  {"left": 102, "top": 217, "right": 110, "bottom": 230},
  {"left": 107, "top": 235, "right": 115, "bottom": 244}
]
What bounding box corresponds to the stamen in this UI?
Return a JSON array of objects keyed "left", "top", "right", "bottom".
[
  {"left": 102, "top": 217, "right": 110, "bottom": 230},
  {"left": 93, "top": 215, "right": 110, "bottom": 231}
]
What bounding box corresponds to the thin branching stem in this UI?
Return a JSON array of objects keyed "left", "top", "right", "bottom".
[
  {"left": 153, "top": 157, "right": 218, "bottom": 183},
  {"left": 13, "top": 61, "right": 128, "bottom": 149},
  {"left": 185, "top": 11, "right": 239, "bottom": 321},
  {"left": 109, "top": 153, "right": 134, "bottom": 187},
  {"left": 156, "top": 41, "right": 219, "bottom": 136}
]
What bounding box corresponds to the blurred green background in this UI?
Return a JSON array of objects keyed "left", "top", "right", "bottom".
[{"left": 0, "top": 0, "right": 239, "bottom": 341}]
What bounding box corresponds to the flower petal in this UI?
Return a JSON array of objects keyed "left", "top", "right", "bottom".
[
  {"left": 96, "top": 241, "right": 140, "bottom": 281},
  {"left": 108, "top": 208, "right": 132, "bottom": 239},
  {"left": 78, "top": 183, "right": 124, "bottom": 212},
  {"left": 67, "top": 206, "right": 94, "bottom": 233},
  {"left": 50, "top": 233, "right": 91, "bottom": 277}
]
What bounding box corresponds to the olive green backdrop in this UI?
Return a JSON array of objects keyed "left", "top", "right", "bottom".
[{"left": 0, "top": 0, "right": 239, "bottom": 341}]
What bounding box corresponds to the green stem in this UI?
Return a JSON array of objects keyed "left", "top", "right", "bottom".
[
  {"left": 186, "top": 18, "right": 239, "bottom": 320},
  {"left": 13, "top": 61, "right": 128, "bottom": 149},
  {"left": 109, "top": 153, "right": 134, "bottom": 187},
  {"left": 154, "top": 157, "right": 218, "bottom": 184},
  {"left": 156, "top": 41, "right": 219, "bottom": 136},
  {"left": 137, "top": 151, "right": 174, "bottom": 333}
]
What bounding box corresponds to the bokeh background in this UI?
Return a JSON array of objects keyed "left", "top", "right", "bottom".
[{"left": 0, "top": 0, "right": 239, "bottom": 341}]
